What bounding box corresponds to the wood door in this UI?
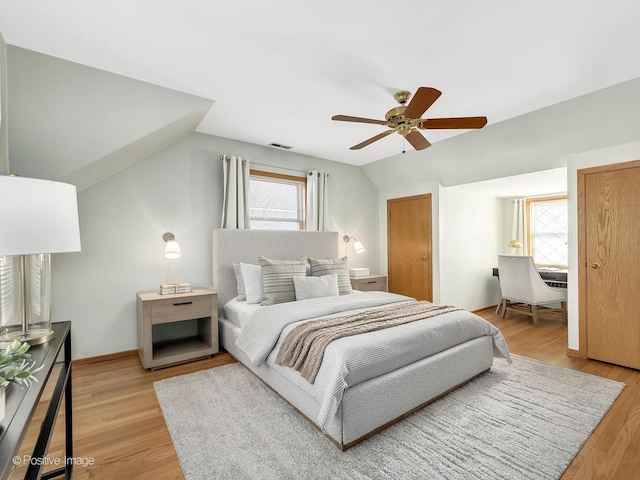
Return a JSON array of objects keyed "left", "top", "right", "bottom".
[
  {"left": 582, "top": 162, "right": 640, "bottom": 369},
  {"left": 387, "top": 194, "right": 432, "bottom": 301}
]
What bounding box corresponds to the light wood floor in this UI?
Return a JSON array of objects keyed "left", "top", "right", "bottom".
[{"left": 34, "top": 308, "right": 640, "bottom": 480}]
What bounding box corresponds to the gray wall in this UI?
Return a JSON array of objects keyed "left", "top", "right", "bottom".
[
  {"left": 439, "top": 187, "right": 503, "bottom": 310},
  {"left": 0, "top": 32, "right": 8, "bottom": 174},
  {"left": 6, "top": 46, "right": 213, "bottom": 189},
  {"left": 51, "top": 133, "right": 380, "bottom": 359}
]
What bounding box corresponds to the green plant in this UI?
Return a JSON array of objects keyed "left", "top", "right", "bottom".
[{"left": 0, "top": 340, "right": 43, "bottom": 388}]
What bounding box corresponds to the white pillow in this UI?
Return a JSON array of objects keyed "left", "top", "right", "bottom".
[
  {"left": 232, "top": 264, "right": 246, "bottom": 301},
  {"left": 240, "top": 263, "right": 263, "bottom": 304},
  {"left": 293, "top": 273, "right": 339, "bottom": 301}
]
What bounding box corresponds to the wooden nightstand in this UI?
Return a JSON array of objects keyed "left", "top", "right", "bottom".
[
  {"left": 137, "top": 287, "right": 218, "bottom": 369},
  {"left": 350, "top": 275, "right": 388, "bottom": 292}
]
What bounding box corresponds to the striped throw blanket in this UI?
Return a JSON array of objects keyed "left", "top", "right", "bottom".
[{"left": 275, "top": 301, "right": 461, "bottom": 383}]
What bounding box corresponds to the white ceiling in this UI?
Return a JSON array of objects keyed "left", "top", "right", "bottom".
[
  {"left": 2, "top": 1, "right": 640, "bottom": 166},
  {"left": 450, "top": 168, "right": 568, "bottom": 198}
]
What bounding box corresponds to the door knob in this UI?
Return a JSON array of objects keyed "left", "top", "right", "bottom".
[
  {"left": 420, "top": 256, "right": 427, "bottom": 261},
  {"left": 591, "top": 262, "right": 601, "bottom": 269}
]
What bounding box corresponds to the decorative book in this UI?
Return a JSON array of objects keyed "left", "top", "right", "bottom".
[{"left": 159, "top": 282, "right": 192, "bottom": 295}]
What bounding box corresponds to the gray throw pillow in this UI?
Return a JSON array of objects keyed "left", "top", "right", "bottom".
[
  {"left": 307, "top": 256, "right": 352, "bottom": 295},
  {"left": 258, "top": 256, "right": 307, "bottom": 306}
]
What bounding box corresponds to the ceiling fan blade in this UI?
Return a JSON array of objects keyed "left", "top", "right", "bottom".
[
  {"left": 419, "top": 116, "right": 488, "bottom": 129},
  {"left": 350, "top": 130, "right": 394, "bottom": 150},
  {"left": 404, "top": 130, "right": 431, "bottom": 150},
  {"left": 402, "top": 87, "right": 442, "bottom": 119},
  {"left": 332, "top": 115, "right": 387, "bottom": 125}
]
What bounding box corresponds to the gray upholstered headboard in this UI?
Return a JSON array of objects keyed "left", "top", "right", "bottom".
[{"left": 212, "top": 229, "right": 339, "bottom": 313}]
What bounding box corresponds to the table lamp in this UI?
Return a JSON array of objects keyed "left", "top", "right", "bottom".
[
  {"left": 508, "top": 239, "right": 523, "bottom": 255},
  {"left": 0, "top": 175, "right": 81, "bottom": 345}
]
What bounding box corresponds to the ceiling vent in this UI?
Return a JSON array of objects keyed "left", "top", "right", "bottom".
[{"left": 268, "top": 142, "right": 293, "bottom": 150}]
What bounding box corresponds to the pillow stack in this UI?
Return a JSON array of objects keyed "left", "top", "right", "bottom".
[{"left": 232, "top": 256, "right": 354, "bottom": 306}]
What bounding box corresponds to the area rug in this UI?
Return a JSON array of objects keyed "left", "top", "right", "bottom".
[{"left": 153, "top": 355, "right": 624, "bottom": 480}]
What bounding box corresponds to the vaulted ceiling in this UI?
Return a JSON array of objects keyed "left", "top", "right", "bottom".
[
  {"left": 0, "top": 0, "right": 640, "bottom": 165},
  {"left": 2, "top": 1, "right": 640, "bottom": 169}
]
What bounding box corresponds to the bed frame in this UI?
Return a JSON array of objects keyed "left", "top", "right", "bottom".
[{"left": 212, "top": 229, "right": 493, "bottom": 450}]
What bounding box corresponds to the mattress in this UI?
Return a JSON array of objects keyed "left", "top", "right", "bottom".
[
  {"left": 223, "top": 291, "right": 364, "bottom": 328},
  {"left": 223, "top": 297, "right": 262, "bottom": 329}
]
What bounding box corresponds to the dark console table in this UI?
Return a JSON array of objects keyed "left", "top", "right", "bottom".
[{"left": 0, "top": 322, "right": 72, "bottom": 480}]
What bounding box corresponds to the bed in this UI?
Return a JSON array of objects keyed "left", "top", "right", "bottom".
[{"left": 213, "top": 229, "right": 511, "bottom": 450}]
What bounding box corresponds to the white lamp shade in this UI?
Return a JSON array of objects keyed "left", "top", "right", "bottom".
[
  {"left": 0, "top": 176, "right": 81, "bottom": 255},
  {"left": 354, "top": 240, "right": 366, "bottom": 254},
  {"left": 164, "top": 241, "right": 181, "bottom": 259}
]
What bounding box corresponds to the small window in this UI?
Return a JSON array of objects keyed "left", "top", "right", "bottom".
[
  {"left": 527, "top": 196, "right": 568, "bottom": 268},
  {"left": 249, "top": 170, "right": 306, "bottom": 230}
]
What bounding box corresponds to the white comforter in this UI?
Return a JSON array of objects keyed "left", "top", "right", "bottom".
[{"left": 235, "top": 292, "right": 512, "bottom": 431}]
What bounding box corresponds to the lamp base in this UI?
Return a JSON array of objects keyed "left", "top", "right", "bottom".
[{"left": 0, "top": 328, "right": 55, "bottom": 346}]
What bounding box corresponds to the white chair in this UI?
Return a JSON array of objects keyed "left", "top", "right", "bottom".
[{"left": 497, "top": 254, "right": 567, "bottom": 326}]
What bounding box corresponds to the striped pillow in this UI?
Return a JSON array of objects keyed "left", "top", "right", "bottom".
[
  {"left": 258, "top": 256, "right": 307, "bottom": 306},
  {"left": 307, "top": 257, "right": 352, "bottom": 295}
]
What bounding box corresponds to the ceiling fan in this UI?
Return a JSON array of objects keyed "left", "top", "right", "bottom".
[{"left": 332, "top": 87, "right": 487, "bottom": 151}]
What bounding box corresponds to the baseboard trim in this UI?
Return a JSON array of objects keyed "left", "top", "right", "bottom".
[
  {"left": 73, "top": 349, "right": 138, "bottom": 366},
  {"left": 472, "top": 305, "right": 497, "bottom": 314},
  {"left": 566, "top": 348, "right": 586, "bottom": 359}
]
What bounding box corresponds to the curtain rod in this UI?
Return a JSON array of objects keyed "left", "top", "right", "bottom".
[
  {"left": 252, "top": 162, "right": 328, "bottom": 177},
  {"left": 219, "top": 156, "right": 327, "bottom": 176}
]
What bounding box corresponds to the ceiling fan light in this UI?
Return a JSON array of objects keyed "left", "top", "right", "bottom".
[{"left": 332, "top": 86, "right": 487, "bottom": 152}]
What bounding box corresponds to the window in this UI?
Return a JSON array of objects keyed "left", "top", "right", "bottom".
[
  {"left": 526, "top": 196, "right": 568, "bottom": 268},
  {"left": 249, "top": 170, "right": 306, "bottom": 230}
]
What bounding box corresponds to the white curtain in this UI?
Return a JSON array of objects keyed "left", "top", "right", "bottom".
[
  {"left": 511, "top": 198, "right": 527, "bottom": 254},
  {"left": 221, "top": 155, "right": 251, "bottom": 229},
  {"left": 307, "top": 170, "right": 328, "bottom": 231}
]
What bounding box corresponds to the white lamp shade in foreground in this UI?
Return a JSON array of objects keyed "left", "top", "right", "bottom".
[
  {"left": 0, "top": 176, "right": 82, "bottom": 255},
  {"left": 353, "top": 240, "right": 366, "bottom": 254}
]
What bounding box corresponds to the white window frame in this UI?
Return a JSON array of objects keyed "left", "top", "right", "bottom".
[
  {"left": 249, "top": 170, "right": 307, "bottom": 230},
  {"left": 526, "top": 195, "right": 568, "bottom": 268}
]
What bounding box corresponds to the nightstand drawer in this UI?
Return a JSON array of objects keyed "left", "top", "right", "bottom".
[
  {"left": 151, "top": 300, "right": 212, "bottom": 325},
  {"left": 350, "top": 275, "right": 388, "bottom": 292}
]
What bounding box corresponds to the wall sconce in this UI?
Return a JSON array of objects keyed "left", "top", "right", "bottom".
[
  {"left": 508, "top": 239, "right": 523, "bottom": 255},
  {"left": 343, "top": 235, "right": 365, "bottom": 257},
  {"left": 163, "top": 232, "right": 181, "bottom": 260},
  {"left": 162, "top": 232, "right": 181, "bottom": 289}
]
